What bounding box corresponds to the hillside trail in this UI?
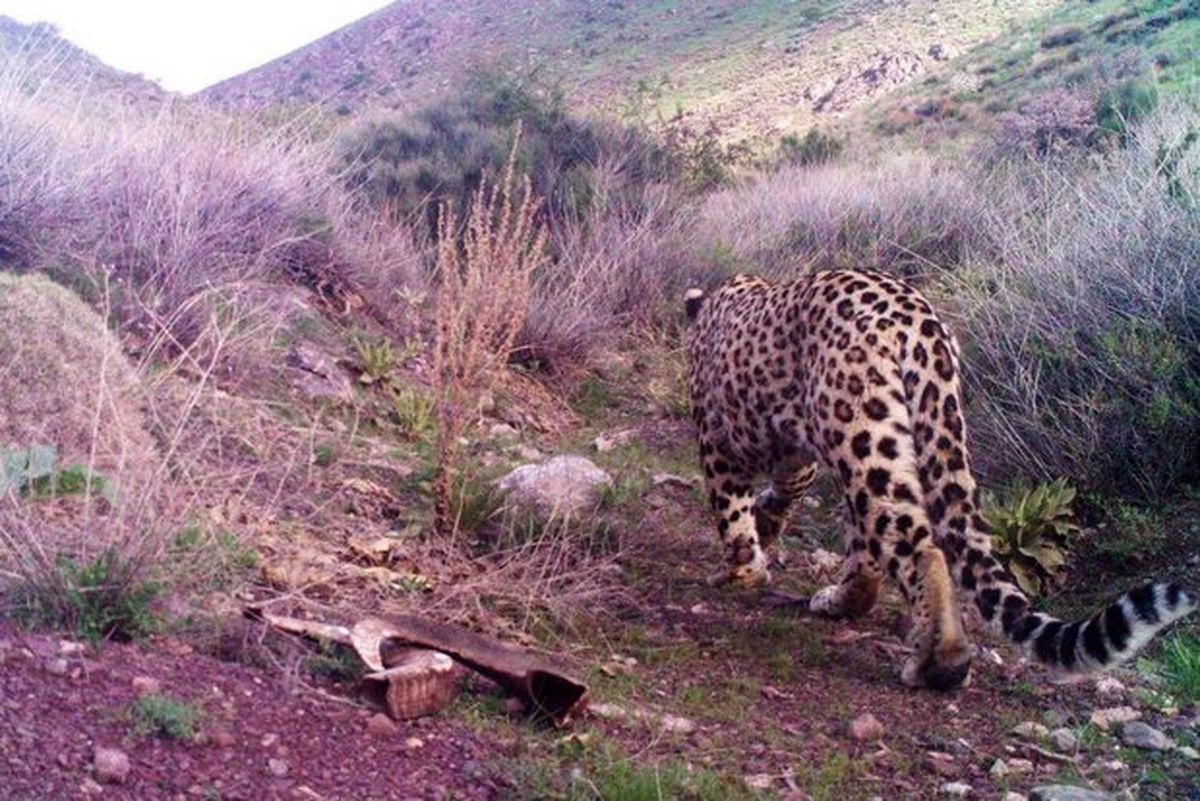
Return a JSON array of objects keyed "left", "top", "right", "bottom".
[{"left": 2, "top": 409, "right": 1197, "bottom": 800}]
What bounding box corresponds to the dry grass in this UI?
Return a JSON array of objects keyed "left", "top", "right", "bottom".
[
  {"left": 432, "top": 135, "right": 548, "bottom": 536},
  {"left": 694, "top": 153, "right": 988, "bottom": 278}
]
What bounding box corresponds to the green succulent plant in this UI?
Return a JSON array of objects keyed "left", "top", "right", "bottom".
[{"left": 984, "top": 477, "right": 1079, "bottom": 597}]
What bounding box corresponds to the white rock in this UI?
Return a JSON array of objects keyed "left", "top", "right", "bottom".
[
  {"left": 1002, "top": 794, "right": 1028, "bottom": 801},
  {"left": 744, "top": 774, "right": 774, "bottom": 790},
  {"left": 1029, "top": 786, "right": 1111, "bottom": 801},
  {"left": 1049, "top": 728, "right": 1079, "bottom": 753},
  {"left": 593, "top": 429, "right": 636, "bottom": 453},
  {"left": 850, "top": 712, "right": 884, "bottom": 742},
  {"left": 1177, "top": 745, "right": 1198, "bottom": 760},
  {"left": 496, "top": 455, "right": 613, "bottom": 519},
  {"left": 1094, "top": 676, "right": 1125, "bottom": 697},
  {"left": 488, "top": 423, "right": 519, "bottom": 440},
  {"left": 266, "top": 758, "right": 289, "bottom": 777},
  {"left": 989, "top": 759, "right": 1008, "bottom": 779},
  {"left": 941, "top": 782, "right": 972, "bottom": 797},
  {"left": 1011, "top": 721, "right": 1049, "bottom": 740}
]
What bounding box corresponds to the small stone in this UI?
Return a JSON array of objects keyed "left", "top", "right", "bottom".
[
  {"left": 923, "top": 752, "right": 962, "bottom": 778},
  {"left": 1095, "top": 759, "right": 1127, "bottom": 773},
  {"left": 1120, "top": 721, "right": 1173, "bottom": 751},
  {"left": 1088, "top": 706, "right": 1139, "bottom": 731},
  {"left": 989, "top": 759, "right": 1008, "bottom": 779},
  {"left": 1029, "top": 786, "right": 1111, "bottom": 801},
  {"left": 850, "top": 712, "right": 884, "bottom": 742},
  {"left": 1007, "top": 758, "right": 1034, "bottom": 774},
  {"left": 1011, "top": 721, "right": 1049, "bottom": 740},
  {"left": 1002, "top": 794, "right": 1028, "bottom": 801},
  {"left": 365, "top": 713, "right": 396, "bottom": 737},
  {"left": 404, "top": 736, "right": 425, "bottom": 750},
  {"left": 260, "top": 733, "right": 280, "bottom": 748},
  {"left": 489, "top": 423, "right": 518, "bottom": 440},
  {"left": 93, "top": 747, "right": 131, "bottom": 784},
  {"left": 941, "top": 782, "right": 972, "bottom": 798},
  {"left": 80, "top": 778, "right": 104, "bottom": 796},
  {"left": 56, "top": 751, "right": 72, "bottom": 769},
  {"left": 45, "top": 657, "right": 69, "bottom": 676},
  {"left": 211, "top": 729, "right": 236, "bottom": 748},
  {"left": 504, "top": 697, "right": 526, "bottom": 716},
  {"left": 267, "top": 758, "right": 289, "bottom": 777},
  {"left": 1043, "top": 709, "right": 1069, "bottom": 728},
  {"left": 1049, "top": 728, "right": 1079, "bottom": 753},
  {"left": 744, "top": 774, "right": 774, "bottom": 790},
  {"left": 58, "top": 640, "right": 85, "bottom": 656},
  {"left": 651, "top": 472, "right": 697, "bottom": 489},
  {"left": 131, "top": 676, "right": 161, "bottom": 696},
  {"left": 658, "top": 713, "right": 696, "bottom": 735},
  {"left": 1094, "top": 677, "right": 1125, "bottom": 697},
  {"left": 593, "top": 429, "right": 636, "bottom": 453},
  {"left": 1178, "top": 745, "right": 1199, "bottom": 760}
]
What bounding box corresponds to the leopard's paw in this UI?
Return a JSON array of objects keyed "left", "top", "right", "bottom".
[{"left": 809, "top": 584, "right": 843, "bottom": 616}]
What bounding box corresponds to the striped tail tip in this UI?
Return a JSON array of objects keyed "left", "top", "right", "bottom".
[
  {"left": 684, "top": 288, "right": 706, "bottom": 320},
  {"left": 1007, "top": 582, "right": 1195, "bottom": 674}
]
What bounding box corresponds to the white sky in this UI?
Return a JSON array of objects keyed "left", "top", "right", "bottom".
[{"left": 0, "top": 0, "right": 396, "bottom": 93}]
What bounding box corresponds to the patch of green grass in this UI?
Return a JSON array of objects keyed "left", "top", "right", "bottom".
[
  {"left": 1154, "top": 633, "right": 1200, "bottom": 706},
  {"left": 731, "top": 615, "right": 828, "bottom": 668},
  {"left": 794, "top": 752, "right": 864, "bottom": 801},
  {"left": 561, "top": 742, "right": 748, "bottom": 801},
  {"left": 169, "top": 525, "right": 259, "bottom": 591},
  {"left": 312, "top": 441, "right": 339, "bottom": 467},
  {"left": 570, "top": 375, "right": 619, "bottom": 421},
  {"left": 130, "top": 693, "right": 200, "bottom": 740},
  {"left": 303, "top": 642, "right": 365, "bottom": 682}
]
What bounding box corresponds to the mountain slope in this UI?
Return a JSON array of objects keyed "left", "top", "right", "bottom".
[
  {"left": 0, "top": 16, "right": 165, "bottom": 105},
  {"left": 197, "top": 0, "right": 1056, "bottom": 141}
]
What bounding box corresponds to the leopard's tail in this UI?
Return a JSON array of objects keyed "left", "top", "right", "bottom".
[
  {"left": 970, "top": 569, "right": 1195, "bottom": 673},
  {"left": 684, "top": 288, "right": 706, "bottom": 321}
]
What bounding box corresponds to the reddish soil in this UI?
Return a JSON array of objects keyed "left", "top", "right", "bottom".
[{"left": 0, "top": 619, "right": 503, "bottom": 800}]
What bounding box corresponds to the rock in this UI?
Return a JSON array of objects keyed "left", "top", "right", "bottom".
[
  {"left": 80, "top": 778, "right": 104, "bottom": 796},
  {"left": 744, "top": 774, "right": 774, "bottom": 790},
  {"left": 1049, "top": 728, "right": 1079, "bottom": 753},
  {"left": 1029, "top": 786, "right": 1111, "bottom": 801},
  {"left": 1094, "top": 677, "right": 1125, "bottom": 697},
  {"left": 593, "top": 429, "right": 636, "bottom": 453},
  {"left": 928, "top": 43, "right": 958, "bottom": 61},
  {"left": 212, "top": 729, "right": 236, "bottom": 748},
  {"left": 514, "top": 445, "right": 543, "bottom": 462},
  {"left": 989, "top": 759, "right": 1009, "bottom": 779},
  {"left": 923, "top": 751, "right": 962, "bottom": 778},
  {"left": 488, "top": 423, "right": 518, "bottom": 441},
  {"left": 659, "top": 713, "right": 697, "bottom": 735},
  {"left": 1002, "top": 794, "right": 1028, "bottom": 801},
  {"left": 267, "top": 758, "right": 289, "bottom": 777},
  {"left": 365, "top": 713, "right": 397, "bottom": 737},
  {"left": 44, "top": 657, "right": 69, "bottom": 676},
  {"left": 850, "top": 712, "right": 884, "bottom": 742},
  {"left": 496, "top": 455, "right": 613, "bottom": 519},
  {"left": 131, "top": 676, "right": 161, "bottom": 696},
  {"left": 941, "top": 782, "right": 972, "bottom": 798},
  {"left": 1007, "top": 758, "right": 1034, "bottom": 774},
  {"left": 1094, "top": 759, "right": 1127, "bottom": 773},
  {"left": 1011, "top": 721, "right": 1049, "bottom": 740},
  {"left": 58, "top": 640, "right": 85, "bottom": 656},
  {"left": 1088, "top": 706, "right": 1139, "bottom": 731},
  {"left": 1044, "top": 709, "right": 1070, "bottom": 728},
  {"left": 93, "top": 747, "right": 131, "bottom": 784},
  {"left": 1178, "top": 745, "right": 1199, "bottom": 760},
  {"left": 1119, "top": 721, "right": 1173, "bottom": 751},
  {"left": 286, "top": 343, "right": 353, "bottom": 404},
  {"left": 810, "top": 548, "right": 842, "bottom": 573},
  {"left": 404, "top": 736, "right": 425, "bottom": 750}
]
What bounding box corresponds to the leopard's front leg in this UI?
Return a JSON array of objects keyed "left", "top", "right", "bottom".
[{"left": 702, "top": 454, "right": 770, "bottom": 589}]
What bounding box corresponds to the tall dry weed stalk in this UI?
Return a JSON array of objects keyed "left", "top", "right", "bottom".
[{"left": 432, "top": 132, "right": 548, "bottom": 535}]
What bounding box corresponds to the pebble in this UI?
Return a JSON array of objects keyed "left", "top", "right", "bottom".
[
  {"left": 1011, "top": 721, "right": 1049, "bottom": 740},
  {"left": 1002, "top": 794, "right": 1028, "bottom": 801},
  {"left": 1028, "top": 786, "right": 1111, "bottom": 801},
  {"left": 1119, "top": 721, "right": 1173, "bottom": 751},
  {"left": 44, "top": 657, "right": 69, "bottom": 676},
  {"left": 923, "top": 751, "right": 962, "bottom": 778},
  {"left": 404, "top": 736, "right": 425, "bottom": 750},
  {"left": 212, "top": 729, "right": 236, "bottom": 748},
  {"left": 941, "top": 782, "right": 972, "bottom": 797},
  {"left": 989, "top": 759, "right": 1009, "bottom": 779},
  {"left": 1094, "top": 677, "right": 1125, "bottom": 697},
  {"left": 267, "top": 758, "right": 289, "bottom": 778},
  {"left": 365, "top": 713, "right": 397, "bottom": 737},
  {"left": 1178, "top": 745, "right": 1199, "bottom": 760},
  {"left": 1095, "top": 759, "right": 1127, "bottom": 773},
  {"left": 79, "top": 778, "right": 104, "bottom": 796},
  {"left": 1049, "top": 728, "right": 1079, "bottom": 753},
  {"left": 850, "top": 712, "right": 884, "bottom": 742},
  {"left": 93, "top": 747, "right": 131, "bottom": 784},
  {"left": 132, "top": 676, "right": 161, "bottom": 696},
  {"left": 744, "top": 774, "right": 773, "bottom": 790},
  {"left": 1088, "top": 706, "right": 1139, "bottom": 731}
]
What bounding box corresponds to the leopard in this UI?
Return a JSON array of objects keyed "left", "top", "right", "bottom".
[{"left": 685, "top": 269, "right": 1196, "bottom": 690}]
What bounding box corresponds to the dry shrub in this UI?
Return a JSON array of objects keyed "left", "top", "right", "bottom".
[
  {"left": 695, "top": 154, "right": 987, "bottom": 277},
  {"left": 520, "top": 174, "right": 691, "bottom": 372},
  {"left": 948, "top": 100, "right": 1200, "bottom": 500},
  {"left": 432, "top": 140, "right": 547, "bottom": 535},
  {"left": 991, "top": 88, "right": 1097, "bottom": 159}
]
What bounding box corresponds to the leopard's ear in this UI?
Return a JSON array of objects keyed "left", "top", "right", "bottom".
[{"left": 684, "top": 288, "right": 706, "bottom": 321}]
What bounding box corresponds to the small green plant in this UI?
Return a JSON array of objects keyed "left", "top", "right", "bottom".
[
  {"left": 169, "top": 526, "right": 259, "bottom": 591},
  {"left": 312, "top": 442, "right": 339, "bottom": 467},
  {"left": 1158, "top": 633, "right": 1200, "bottom": 706},
  {"left": 392, "top": 387, "right": 436, "bottom": 440},
  {"left": 304, "top": 642, "right": 365, "bottom": 682},
  {"left": 130, "top": 693, "right": 200, "bottom": 740},
  {"left": 2, "top": 444, "right": 113, "bottom": 501},
  {"left": 13, "top": 551, "right": 161, "bottom": 645},
  {"left": 985, "top": 478, "right": 1079, "bottom": 596},
  {"left": 353, "top": 335, "right": 396, "bottom": 385}
]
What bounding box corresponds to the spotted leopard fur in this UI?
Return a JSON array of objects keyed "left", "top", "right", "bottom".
[{"left": 686, "top": 270, "right": 1196, "bottom": 690}]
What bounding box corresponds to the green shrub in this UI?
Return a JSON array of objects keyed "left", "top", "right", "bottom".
[
  {"left": 352, "top": 335, "right": 397, "bottom": 386},
  {"left": 1158, "top": 633, "right": 1200, "bottom": 705},
  {"left": 130, "top": 694, "right": 200, "bottom": 740},
  {"left": 984, "top": 478, "right": 1079, "bottom": 597},
  {"left": 391, "top": 387, "right": 436, "bottom": 440},
  {"left": 13, "top": 550, "right": 161, "bottom": 645},
  {"left": 1095, "top": 79, "right": 1158, "bottom": 146},
  {"left": 778, "top": 127, "right": 844, "bottom": 167}
]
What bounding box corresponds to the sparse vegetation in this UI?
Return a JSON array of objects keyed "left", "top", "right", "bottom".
[
  {"left": 130, "top": 693, "right": 201, "bottom": 740},
  {"left": 984, "top": 478, "right": 1079, "bottom": 596}
]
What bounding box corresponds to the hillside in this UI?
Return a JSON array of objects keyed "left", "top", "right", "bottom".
[
  {"left": 197, "top": 0, "right": 1057, "bottom": 142},
  {"left": 0, "top": 16, "right": 166, "bottom": 106}
]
